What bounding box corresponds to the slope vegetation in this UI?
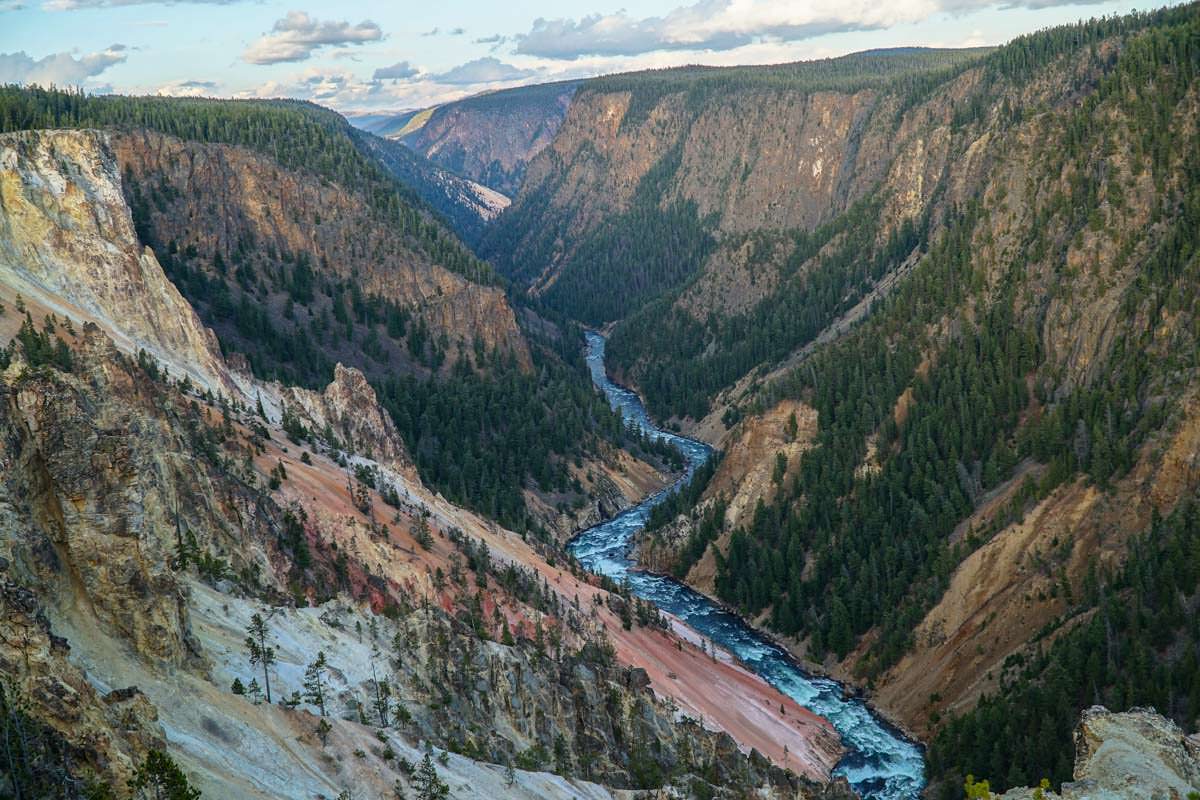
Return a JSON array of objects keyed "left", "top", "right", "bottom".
[{"left": 483, "top": 6, "right": 1200, "bottom": 796}]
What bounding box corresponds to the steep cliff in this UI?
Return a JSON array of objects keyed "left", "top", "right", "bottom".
[
  {"left": 113, "top": 128, "right": 530, "bottom": 386},
  {"left": 482, "top": 49, "right": 985, "bottom": 328},
  {"left": 397, "top": 81, "right": 578, "bottom": 196},
  {"left": 0, "top": 129, "right": 232, "bottom": 395}
]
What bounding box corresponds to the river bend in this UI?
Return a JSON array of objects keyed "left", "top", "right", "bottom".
[{"left": 567, "top": 331, "right": 925, "bottom": 800}]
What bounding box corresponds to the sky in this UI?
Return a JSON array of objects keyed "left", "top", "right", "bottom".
[{"left": 0, "top": 0, "right": 1184, "bottom": 113}]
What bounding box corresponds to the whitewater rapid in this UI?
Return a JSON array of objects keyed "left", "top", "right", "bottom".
[{"left": 568, "top": 331, "right": 925, "bottom": 800}]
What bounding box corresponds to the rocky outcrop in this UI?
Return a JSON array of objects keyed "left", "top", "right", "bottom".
[
  {"left": 0, "top": 329, "right": 279, "bottom": 668},
  {"left": 997, "top": 707, "right": 1200, "bottom": 800},
  {"left": 275, "top": 361, "right": 416, "bottom": 478},
  {"left": 0, "top": 576, "right": 163, "bottom": 791},
  {"left": 0, "top": 129, "right": 232, "bottom": 395}
]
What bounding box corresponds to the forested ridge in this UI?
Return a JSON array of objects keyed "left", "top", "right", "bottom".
[
  {"left": 374, "top": 327, "right": 681, "bottom": 533},
  {"left": 491, "top": 141, "right": 718, "bottom": 327},
  {"left": 605, "top": 3, "right": 1199, "bottom": 423},
  {"left": 587, "top": 47, "right": 992, "bottom": 131},
  {"left": 609, "top": 198, "right": 922, "bottom": 420},
  {"left": 928, "top": 498, "right": 1200, "bottom": 795},
  {"left": 0, "top": 87, "right": 495, "bottom": 286},
  {"left": 707, "top": 1, "right": 1200, "bottom": 665},
  {"left": 481, "top": 47, "right": 985, "bottom": 328}
]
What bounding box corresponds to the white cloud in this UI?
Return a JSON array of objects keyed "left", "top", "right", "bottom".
[
  {"left": 243, "top": 11, "right": 382, "bottom": 65},
  {"left": 236, "top": 66, "right": 383, "bottom": 106},
  {"left": 515, "top": 0, "right": 1093, "bottom": 59},
  {"left": 432, "top": 56, "right": 537, "bottom": 85},
  {"left": 155, "top": 78, "right": 218, "bottom": 97},
  {"left": 0, "top": 44, "right": 126, "bottom": 86},
  {"left": 372, "top": 60, "right": 418, "bottom": 81}
]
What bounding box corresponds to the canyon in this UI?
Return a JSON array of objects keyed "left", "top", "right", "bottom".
[
  {"left": 0, "top": 124, "right": 843, "bottom": 799},
  {"left": 3, "top": 5, "right": 1200, "bottom": 798}
]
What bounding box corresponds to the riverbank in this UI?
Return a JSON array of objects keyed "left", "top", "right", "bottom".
[{"left": 572, "top": 330, "right": 927, "bottom": 800}]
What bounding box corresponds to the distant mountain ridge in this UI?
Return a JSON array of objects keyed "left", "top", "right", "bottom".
[
  {"left": 351, "top": 81, "right": 578, "bottom": 197},
  {"left": 357, "top": 130, "right": 509, "bottom": 246}
]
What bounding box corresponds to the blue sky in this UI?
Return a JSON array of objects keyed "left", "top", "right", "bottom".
[{"left": 0, "top": 0, "right": 1182, "bottom": 112}]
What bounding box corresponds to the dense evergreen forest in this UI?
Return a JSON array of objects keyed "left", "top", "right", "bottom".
[
  {"left": 587, "top": 47, "right": 992, "bottom": 131},
  {"left": 374, "top": 333, "right": 680, "bottom": 533},
  {"left": 605, "top": 4, "right": 1198, "bottom": 423},
  {"left": 532, "top": 144, "right": 715, "bottom": 327},
  {"left": 568, "top": 10, "right": 1200, "bottom": 791},
  {"left": 609, "top": 199, "right": 922, "bottom": 419},
  {"left": 716, "top": 0, "right": 1198, "bottom": 666}
]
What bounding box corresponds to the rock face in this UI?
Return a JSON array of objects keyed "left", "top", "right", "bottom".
[
  {"left": 112, "top": 129, "right": 531, "bottom": 379},
  {"left": 998, "top": 707, "right": 1200, "bottom": 800},
  {"left": 515, "top": 86, "right": 886, "bottom": 247},
  {"left": 0, "top": 329, "right": 272, "bottom": 668},
  {"left": 0, "top": 129, "right": 232, "bottom": 394},
  {"left": 0, "top": 576, "right": 163, "bottom": 789},
  {"left": 486, "top": 63, "right": 976, "bottom": 308},
  {"left": 400, "top": 81, "right": 578, "bottom": 196}
]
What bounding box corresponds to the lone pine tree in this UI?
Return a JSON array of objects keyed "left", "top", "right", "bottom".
[{"left": 244, "top": 612, "right": 276, "bottom": 704}]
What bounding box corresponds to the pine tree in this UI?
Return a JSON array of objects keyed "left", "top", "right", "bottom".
[
  {"left": 245, "top": 612, "right": 276, "bottom": 704},
  {"left": 367, "top": 642, "right": 393, "bottom": 727},
  {"left": 414, "top": 753, "right": 449, "bottom": 800},
  {"left": 315, "top": 718, "right": 332, "bottom": 748},
  {"left": 303, "top": 651, "right": 329, "bottom": 716},
  {"left": 412, "top": 515, "right": 433, "bottom": 550},
  {"left": 128, "top": 750, "right": 202, "bottom": 800}
]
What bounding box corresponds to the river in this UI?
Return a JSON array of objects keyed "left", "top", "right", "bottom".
[{"left": 567, "top": 331, "right": 926, "bottom": 800}]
